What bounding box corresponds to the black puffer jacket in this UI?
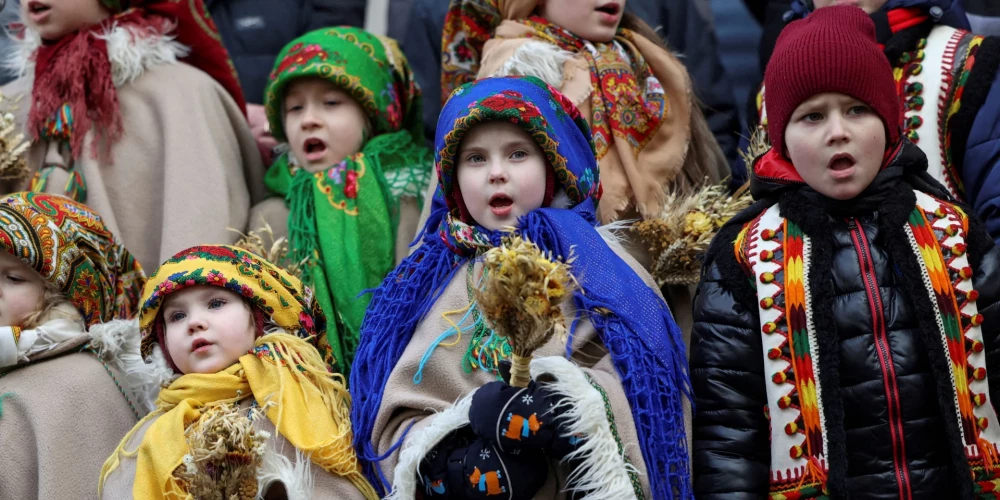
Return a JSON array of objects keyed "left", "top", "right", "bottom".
[{"left": 691, "top": 141, "right": 1000, "bottom": 499}]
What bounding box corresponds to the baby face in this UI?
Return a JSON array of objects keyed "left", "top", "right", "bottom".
[
  {"left": 0, "top": 252, "right": 46, "bottom": 328},
  {"left": 162, "top": 285, "right": 256, "bottom": 375},
  {"left": 784, "top": 92, "right": 887, "bottom": 201},
  {"left": 455, "top": 121, "right": 549, "bottom": 231},
  {"left": 22, "top": 0, "right": 111, "bottom": 42},
  {"left": 538, "top": 0, "right": 624, "bottom": 43},
  {"left": 284, "top": 77, "right": 369, "bottom": 173}
]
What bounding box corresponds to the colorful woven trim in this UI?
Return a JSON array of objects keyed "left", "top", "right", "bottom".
[
  {"left": 736, "top": 193, "right": 1000, "bottom": 498},
  {"left": 940, "top": 31, "right": 983, "bottom": 199},
  {"left": 908, "top": 191, "right": 1000, "bottom": 484}
]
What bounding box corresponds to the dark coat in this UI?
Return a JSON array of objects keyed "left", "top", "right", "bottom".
[
  {"left": 692, "top": 141, "right": 1000, "bottom": 499},
  {"left": 204, "top": 0, "right": 366, "bottom": 104}
]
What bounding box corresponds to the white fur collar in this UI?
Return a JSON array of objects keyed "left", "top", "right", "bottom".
[
  {"left": 5, "top": 18, "right": 188, "bottom": 87},
  {"left": 88, "top": 319, "right": 178, "bottom": 416}
]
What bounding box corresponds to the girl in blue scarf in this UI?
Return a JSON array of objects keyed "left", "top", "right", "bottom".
[{"left": 350, "top": 76, "right": 692, "bottom": 499}]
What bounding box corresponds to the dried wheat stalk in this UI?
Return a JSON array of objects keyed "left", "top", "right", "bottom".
[
  {"left": 473, "top": 235, "right": 577, "bottom": 388},
  {"left": 231, "top": 221, "right": 307, "bottom": 280}
]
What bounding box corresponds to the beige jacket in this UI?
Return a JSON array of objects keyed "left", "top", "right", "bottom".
[
  {"left": 3, "top": 26, "right": 266, "bottom": 271},
  {"left": 373, "top": 242, "right": 692, "bottom": 498},
  {"left": 0, "top": 320, "right": 146, "bottom": 500},
  {"left": 99, "top": 397, "right": 371, "bottom": 500}
]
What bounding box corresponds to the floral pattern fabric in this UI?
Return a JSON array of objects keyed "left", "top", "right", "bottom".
[{"left": 0, "top": 192, "right": 145, "bottom": 327}]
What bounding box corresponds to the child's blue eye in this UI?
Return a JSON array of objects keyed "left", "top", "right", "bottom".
[
  {"left": 510, "top": 150, "right": 528, "bottom": 160},
  {"left": 803, "top": 112, "right": 823, "bottom": 122},
  {"left": 209, "top": 298, "right": 227, "bottom": 309},
  {"left": 167, "top": 311, "right": 186, "bottom": 323},
  {"left": 847, "top": 105, "right": 869, "bottom": 116},
  {"left": 465, "top": 154, "right": 486, "bottom": 163}
]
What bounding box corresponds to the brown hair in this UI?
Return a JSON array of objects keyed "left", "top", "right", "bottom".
[{"left": 618, "top": 12, "right": 671, "bottom": 52}]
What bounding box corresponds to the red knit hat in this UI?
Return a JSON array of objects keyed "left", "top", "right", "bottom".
[{"left": 764, "top": 5, "right": 901, "bottom": 156}]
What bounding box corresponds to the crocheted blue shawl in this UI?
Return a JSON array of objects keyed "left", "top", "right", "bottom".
[{"left": 349, "top": 76, "right": 693, "bottom": 499}]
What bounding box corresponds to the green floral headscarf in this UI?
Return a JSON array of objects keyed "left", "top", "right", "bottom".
[{"left": 263, "top": 27, "right": 433, "bottom": 376}]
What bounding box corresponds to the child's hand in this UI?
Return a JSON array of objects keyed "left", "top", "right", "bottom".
[{"left": 469, "top": 381, "right": 580, "bottom": 459}]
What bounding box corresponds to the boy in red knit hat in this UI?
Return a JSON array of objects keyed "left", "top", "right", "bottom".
[{"left": 692, "top": 5, "right": 1000, "bottom": 499}]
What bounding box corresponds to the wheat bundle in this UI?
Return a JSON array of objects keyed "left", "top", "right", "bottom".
[
  {"left": 231, "top": 221, "right": 307, "bottom": 280},
  {"left": 174, "top": 403, "right": 271, "bottom": 500},
  {"left": 0, "top": 90, "right": 29, "bottom": 181},
  {"left": 473, "top": 235, "right": 577, "bottom": 388}
]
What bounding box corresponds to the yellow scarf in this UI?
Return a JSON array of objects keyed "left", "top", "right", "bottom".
[{"left": 100, "top": 334, "right": 378, "bottom": 499}]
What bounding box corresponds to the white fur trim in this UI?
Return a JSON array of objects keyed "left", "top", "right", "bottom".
[
  {"left": 487, "top": 40, "right": 574, "bottom": 88},
  {"left": 257, "top": 446, "right": 315, "bottom": 500},
  {"left": 596, "top": 219, "right": 635, "bottom": 256},
  {"left": 89, "top": 319, "right": 176, "bottom": 415},
  {"left": 387, "top": 393, "right": 475, "bottom": 499},
  {"left": 530, "top": 356, "right": 638, "bottom": 499},
  {"left": 97, "top": 21, "right": 188, "bottom": 87},
  {"left": 6, "top": 17, "right": 187, "bottom": 86}
]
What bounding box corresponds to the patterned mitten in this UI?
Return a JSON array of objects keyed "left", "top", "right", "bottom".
[
  {"left": 468, "top": 380, "right": 582, "bottom": 459},
  {"left": 418, "top": 428, "right": 547, "bottom": 499}
]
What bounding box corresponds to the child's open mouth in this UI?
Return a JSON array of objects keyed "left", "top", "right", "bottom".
[
  {"left": 828, "top": 153, "right": 856, "bottom": 179},
  {"left": 595, "top": 2, "right": 621, "bottom": 20},
  {"left": 302, "top": 137, "right": 328, "bottom": 162},
  {"left": 490, "top": 194, "right": 514, "bottom": 217},
  {"left": 27, "top": 1, "right": 51, "bottom": 21}
]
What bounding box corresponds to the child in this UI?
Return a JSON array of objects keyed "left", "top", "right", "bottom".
[
  {"left": 350, "top": 76, "right": 692, "bottom": 499},
  {"left": 4, "top": 0, "right": 266, "bottom": 270},
  {"left": 99, "top": 244, "right": 378, "bottom": 499},
  {"left": 0, "top": 191, "right": 149, "bottom": 498},
  {"left": 251, "top": 26, "right": 433, "bottom": 375},
  {"left": 692, "top": 7, "right": 1000, "bottom": 499},
  {"left": 750, "top": 0, "right": 1000, "bottom": 242},
  {"left": 439, "top": 0, "right": 728, "bottom": 226}
]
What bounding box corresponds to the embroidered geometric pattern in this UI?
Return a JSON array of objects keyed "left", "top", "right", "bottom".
[
  {"left": 907, "top": 191, "right": 1000, "bottom": 491},
  {"left": 941, "top": 32, "right": 983, "bottom": 199},
  {"left": 739, "top": 205, "right": 828, "bottom": 499}
]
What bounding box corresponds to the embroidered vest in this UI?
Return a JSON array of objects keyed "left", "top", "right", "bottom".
[
  {"left": 756, "top": 25, "right": 985, "bottom": 201},
  {"left": 734, "top": 191, "right": 1000, "bottom": 498}
]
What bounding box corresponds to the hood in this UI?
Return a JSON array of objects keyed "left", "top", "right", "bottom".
[
  {"left": 749, "top": 139, "right": 927, "bottom": 200},
  {"left": 788, "top": 0, "right": 970, "bottom": 30}
]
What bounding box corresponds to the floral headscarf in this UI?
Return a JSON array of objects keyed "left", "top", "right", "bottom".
[
  {"left": 264, "top": 26, "right": 422, "bottom": 143},
  {"left": 0, "top": 192, "right": 145, "bottom": 326},
  {"left": 138, "top": 245, "right": 328, "bottom": 362},
  {"left": 262, "top": 27, "right": 433, "bottom": 376}
]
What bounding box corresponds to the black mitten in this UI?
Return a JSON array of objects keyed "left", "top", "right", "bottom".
[
  {"left": 418, "top": 428, "right": 548, "bottom": 499},
  {"left": 469, "top": 380, "right": 582, "bottom": 459}
]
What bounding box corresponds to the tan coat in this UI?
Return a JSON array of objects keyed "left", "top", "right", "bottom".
[
  {"left": 373, "top": 243, "right": 693, "bottom": 497},
  {"left": 0, "top": 337, "right": 140, "bottom": 499},
  {"left": 3, "top": 60, "right": 266, "bottom": 271},
  {"left": 99, "top": 397, "right": 371, "bottom": 500}
]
